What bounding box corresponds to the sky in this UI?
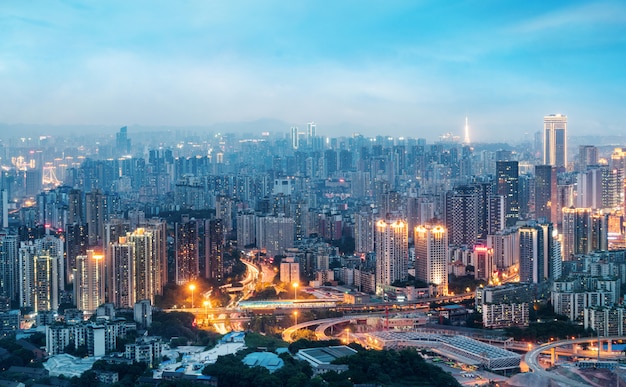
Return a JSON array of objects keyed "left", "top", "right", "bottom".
[{"left": 1, "top": 0, "right": 625, "bottom": 142}]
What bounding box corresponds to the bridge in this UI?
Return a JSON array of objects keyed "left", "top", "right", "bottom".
[{"left": 524, "top": 336, "right": 626, "bottom": 387}]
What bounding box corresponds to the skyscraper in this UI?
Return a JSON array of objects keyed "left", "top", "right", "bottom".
[
  {"left": 543, "top": 114, "right": 567, "bottom": 169},
  {"left": 561, "top": 207, "right": 592, "bottom": 259},
  {"left": 518, "top": 223, "right": 554, "bottom": 284},
  {"left": 496, "top": 161, "right": 519, "bottom": 227},
  {"left": 74, "top": 250, "right": 105, "bottom": 313},
  {"left": 85, "top": 189, "right": 108, "bottom": 246},
  {"left": 290, "top": 126, "right": 299, "bottom": 149},
  {"left": 375, "top": 219, "right": 408, "bottom": 292},
  {"left": 19, "top": 242, "right": 59, "bottom": 312},
  {"left": 128, "top": 227, "right": 162, "bottom": 304},
  {"left": 534, "top": 165, "right": 557, "bottom": 223},
  {"left": 108, "top": 236, "right": 135, "bottom": 308},
  {"left": 414, "top": 224, "right": 448, "bottom": 296},
  {"left": 445, "top": 187, "right": 478, "bottom": 247},
  {"left": 205, "top": 219, "right": 224, "bottom": 283},
  {"left": 175, "top": 216, "right": 199, "bottom": 285},
  {"left": 307, "top": 122, "right": 316, "bottom": 145}
]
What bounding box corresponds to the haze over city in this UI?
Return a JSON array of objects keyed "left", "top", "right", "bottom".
[{"left": 2, "top": 0, "right": 626, "bottom": 141}]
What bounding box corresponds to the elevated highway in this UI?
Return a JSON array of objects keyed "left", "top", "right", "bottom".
[{"left": 524, "top": 336, "right": 626, "bottom": 387}]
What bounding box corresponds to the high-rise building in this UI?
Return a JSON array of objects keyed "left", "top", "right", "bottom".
[
  {"left": 205, "top": 219, "right": 224, "bottom": 283},
  {"left": 576, "top": 167, "right": 603, "bottom": 209},
  {"left": 65, "top": 223, "right": 88, "bottom": 285},
  {"left": 307, "top": 122, "right": 316, "bottom": 145},
  {"left": 496, "top": 161, "right": 519, "bottom": 227},
  {"left": 445, "top": 187, "right": 478, "bottom": 247},
  {"left": 107, "top": 223, "right": 166, "bottom": 308},
  {"left": 414, "top": 224, "right": 448, "bottom": 296},
  {"left": 0, "top": 233, "right": 18, "bottom": 301},
  {"left": 590, "top": 213, "right": 609, "bottom": 252},
  {"left": 473, "top": 245, "right": 494, "bottom": 282},
  {"left": 128, "top": 227, "right": 162, "bottom": 304},
  {"left": 518, "top": 223, "right": 554, "bottom": 283},
  {"left": 236, "top": 211, "right": 256, "bottom": 248},
  {"left": 116, "top": 126, "right": 131, "bottom": 155},
  {"left": 108, "top": 236, "right": 135, "bottom": 308},
  {"left": 375, "top": 219, "right": 408, "bottom": 293},
  {"left": 562, "top": 207, "right": 592, "bottom": 259},
  {"left": 74, "top": 250, "right": 105, "bottom": 313},
  {"left": 175, "top": 216, "right": 199, "bottom": 285},
  {"left": 354, "top": 211, "right": 375, "bottom": 254},
  {"left": 534, "top": 165, "right": 557, "bottom": 223},
  {"left": 0, "top": 189, "right": 7, "bottom": 229},
  {"left": 85, "top": 189, "right": 108, "bottom": 246},
  {"left": 543, "top": 114, "right": 567, "bottom": 169},
  {"left": 255, "top": 215, "right": 295, "bottom": 258},
  {"left": 487, "top": 195, "right": 506, "bottom": 235},
  {"left": 578, "top": 145, "right": 598, "bottom": 172},
  {"left": 487, "top": 229, "right": 518, "bottom": 271},
  {"left": 19, "top": 242, "right": 59, "bottom": 312},
  {"left": 290, "top": 126, "right": 299, "bottom": 149}
]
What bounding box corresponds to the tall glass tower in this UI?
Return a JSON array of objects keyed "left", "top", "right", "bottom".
[{"left": 543, "top": 114, "right": 567, "bottom": 169}]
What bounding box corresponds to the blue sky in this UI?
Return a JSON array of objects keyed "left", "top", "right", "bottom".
[{"left": 1, "top": 0, "right": 625, "bottom": 141}]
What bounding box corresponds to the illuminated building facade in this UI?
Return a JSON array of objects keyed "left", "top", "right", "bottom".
[
  {"left": 74, "top": 250, "right": 105, "bottom": 313},
  {"left": 375, "top": 219, "right": 408, "bottom": 292},
  {"left": 543, "top": 114, "right": 567, "bottom": 170},
  {"left": 473, "top": 245, "right": 494, "bottom": 282},
  {"left": 414, "top": 224, "right": 448, "bottom": 296}
]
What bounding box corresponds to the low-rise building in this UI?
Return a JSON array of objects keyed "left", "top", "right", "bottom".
[
  {"left": 482, "top": 303, "right": 529, "bottom": 328},
  {"left": 125, "top": 336, "right": 162, "bottom": 367}
]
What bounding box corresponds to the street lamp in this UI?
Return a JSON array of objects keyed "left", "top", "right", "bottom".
[
  {"left": 345, "top": 328, "right": 350, "bottom": 344},
  {"left": 189, "top": 284, "right": 196, "bottom": 309},
  {"left": 293, "top": 282, "right": 299, "bottom": 301}
]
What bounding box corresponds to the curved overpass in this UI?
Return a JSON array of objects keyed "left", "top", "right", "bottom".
[
  {"left": 525, "top": 336, "right": 626, "bottom": 387},
  {"left": 283, "top": 314, "right": 379, "bottom": 342}
]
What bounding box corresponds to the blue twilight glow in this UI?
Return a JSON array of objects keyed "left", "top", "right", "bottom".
[{"left": 1, "top": 0, "right": 625, "bottom": 140}]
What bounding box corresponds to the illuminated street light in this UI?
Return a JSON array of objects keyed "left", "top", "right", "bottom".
[
  {"left": 293, "top": 282, "right": 299, "bottom": 301},
  {"left": 345, "top": 328, "right": 350, "bottom": 344},
  {"left": 189, "top": 284, "right": 196, "bottom": 309}
]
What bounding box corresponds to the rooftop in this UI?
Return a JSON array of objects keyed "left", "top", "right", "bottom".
[
  {"left": 296, "top": 346, "right": 358, "bottom": 367},
  {"left": 242, "top": 352, "right": 284, "bottom": 372}
]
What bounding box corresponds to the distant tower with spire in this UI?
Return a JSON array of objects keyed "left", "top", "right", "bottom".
[{"left": 463, "top": 116, "right": 471, "bottom": 144}]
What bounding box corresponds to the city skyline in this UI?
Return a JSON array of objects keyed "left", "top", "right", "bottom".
[{"left": 1, "top": 1, "right": 626, "bottom": 141}]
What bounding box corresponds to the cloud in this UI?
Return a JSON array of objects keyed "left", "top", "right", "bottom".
[{"left": 511, "top": 1, "right": 626, "bottom": 33}]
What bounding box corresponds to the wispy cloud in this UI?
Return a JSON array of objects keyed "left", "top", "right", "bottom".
[{"left": 511, "top": 1, "right": 626, "bottom": 33}]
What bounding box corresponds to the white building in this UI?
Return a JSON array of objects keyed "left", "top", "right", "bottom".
[
  {"left": 414, "top": 224, "right": 448, "bottom": 296},
  {"left": 375, "top": 219, "right": 408, "bottom": 294},
  {"left": 74, "top": 250, "right": 105, "bottom": 314}
]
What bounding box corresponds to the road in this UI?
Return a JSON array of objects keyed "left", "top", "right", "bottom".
[{"left": 524, "top": 335, "right": 626, "bottom": 387}]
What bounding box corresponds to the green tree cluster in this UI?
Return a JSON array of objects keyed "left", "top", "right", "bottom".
[
  {"left": 333, "top": 348, "right": 460, "bottom": 387},
  {"left": 202, "top": 354, "right": 320, "bottom": 387},
  {"left": 505, "top": 321, "right": 592, "bottom": 341},
  {"left": 201, "top": 347, "right": 459, "bottom": 387}
]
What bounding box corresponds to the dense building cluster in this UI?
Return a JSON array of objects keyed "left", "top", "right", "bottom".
[{"left": 0, "top": 114, "right": 625, "bottom": 335}]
